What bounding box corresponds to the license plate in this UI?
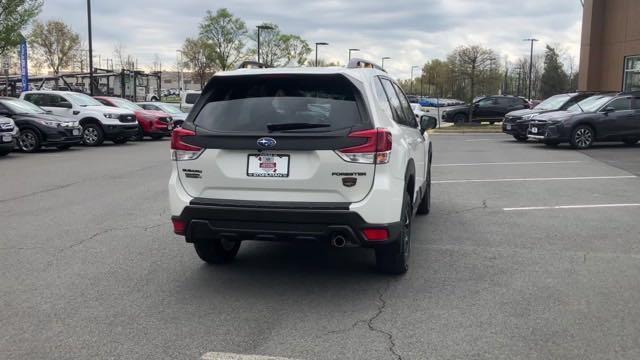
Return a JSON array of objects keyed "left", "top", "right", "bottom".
[
  {"left": 2, "top": 134, "right": 11, "bottom": 143},
  {"left": 72, "top": 129, "right": 81, "bottom": 136},
  {"left": 506, "top": 124, "right": 512, "bottom": 130},
  {"left": 247, "top": 153, "right": 290, "bottom": 178},
  {"left": 531, "top": 127, "right": 538, "bottom": 134}
]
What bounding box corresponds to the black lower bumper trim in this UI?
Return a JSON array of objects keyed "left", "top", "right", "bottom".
[
  {"left": 103, "top": 125, "right": 139, "bottom": 139},
  {"left": 175, "top": 201, "right": 401, "bottom": 247}
]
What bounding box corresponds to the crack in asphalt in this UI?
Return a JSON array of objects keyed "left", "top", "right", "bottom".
[
  {"left": 325, "top": 282, "right": 402, "bottom": 360},
  {"left": 439, "top": 199, "right": 488, "bottom": 216}
]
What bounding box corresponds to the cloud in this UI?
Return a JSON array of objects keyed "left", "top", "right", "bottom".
[{"left": 37, "top": 0, "right": 583, "bottom": 79}]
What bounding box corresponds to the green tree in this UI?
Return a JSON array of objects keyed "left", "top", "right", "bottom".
[
  {"left": 248, "top": 23, "right": 311, "bottom": 67},
  {"left": 30, "top": 20, "right": 81, "bottom": 75},
  {"left": 199, "top": 8, "right": 247, "bottom": 71},
  {"left": 449, "top": 45, "right": 498, "bottom": 102},
  {"left": 0, "top": 0, "right": 42, "bottom": 56},
  {"left": 181, "top": 37, "right": 215, "bottom": 88},
  {"left": 540, "top": 45, "right": 568, "bottom": 99}
]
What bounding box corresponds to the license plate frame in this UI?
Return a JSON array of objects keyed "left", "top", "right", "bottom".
[{"left": 247, "top": 153, "right": 290, "bottom": 178}]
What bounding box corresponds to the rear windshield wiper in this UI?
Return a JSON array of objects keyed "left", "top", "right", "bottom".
[{"left": 266, "top": 122, "right": 331, "bottom": 132}]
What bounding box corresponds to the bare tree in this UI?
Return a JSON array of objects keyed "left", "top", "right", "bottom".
[
  {"left": 113, "top": 43, "right": 134, "bottom": 70},
  {"left": 29, "top": 20, "right": 81, "bottom": 76}
]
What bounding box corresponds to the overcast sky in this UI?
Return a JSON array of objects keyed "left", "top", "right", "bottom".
[{"left": 39, "top": 0, "right": 584, "bottom": 79}]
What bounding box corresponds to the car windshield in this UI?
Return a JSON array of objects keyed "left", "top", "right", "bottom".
[
  {"left": 158, "top": 103, "right": 183, "bottom": 114},
  {"left": 568, "top": 94, "right": 615, "bottom": 112},
  {"left": 109, "top": 98, "right": 142, "bottom": 111},
  {"left": 534, "top": 94, "right": 570, "bottom": 110},
  {"left": 2, "top": 99, "right": 46, "bottom": 114},
  {"left": 66, "top": 93, "right": 103, "bottom": 107},
  {"left": 194, "top": 75, "right": 365, "bottom": 133}
]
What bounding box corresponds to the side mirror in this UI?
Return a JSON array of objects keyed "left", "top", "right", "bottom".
[
  {"left": 420, "top": 116, "right": 438, "bottom": 133},
  {"left": 602, "top": 106, "right": 616, "bottom": 114}
]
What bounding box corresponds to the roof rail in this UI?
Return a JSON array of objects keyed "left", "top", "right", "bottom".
[
  {"left": 236, "top": 61, "right": 271, "bottom": 69},
  {"left": 347, "top": 58, "right": 386, "bottom": 72}
]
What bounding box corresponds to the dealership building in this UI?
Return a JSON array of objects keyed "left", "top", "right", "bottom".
[{"left": 579, "top": 0, "right": 640, "bottom": 92}]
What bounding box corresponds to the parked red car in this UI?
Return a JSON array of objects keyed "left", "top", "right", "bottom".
[{"left": 94, "top": 96, "right": 172, "bottom": 140}]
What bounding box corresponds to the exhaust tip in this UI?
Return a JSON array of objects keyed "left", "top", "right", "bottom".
[{"left": 331, "top": 234, "right": 346, "bottom": 248}]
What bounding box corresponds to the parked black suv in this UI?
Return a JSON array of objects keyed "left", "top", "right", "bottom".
[
  {"left": 0, "top": 97, "right": 83, "bottom": 152},
  {"left": 442, "top": 95, "right": 529, "bottom": 124},
  {"left": 503, "top": 92, "right": 596, "bottom": 141},
  {"left": 527, "top": 92, "right": 640, "bottom": 148}
]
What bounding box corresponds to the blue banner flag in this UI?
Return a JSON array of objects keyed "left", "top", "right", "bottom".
[{"left": 19, "top": 40, "right": 29, "bottom": 92}]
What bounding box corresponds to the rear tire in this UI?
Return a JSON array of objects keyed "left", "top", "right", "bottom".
[
  {"left": 18, "top": 129, "right": 41, "bottom": 153},
  {"left": 82, "top": 123, "right": 104, "bottom": 146},
  {"left": 513, "top": 135, "right": 527, "bottom": 142},
  {"left": 570, "top": 125, "right": 594, "bottom": 149},
  {"left": 375, "top": 191, "right": 411, "bottom": 275},
  {"left": 194, "top": 238, "right": 241, "bottom": 264}
]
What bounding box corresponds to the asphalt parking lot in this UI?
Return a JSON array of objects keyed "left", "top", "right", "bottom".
[{"left": 1, "top": 135, "right": 640, "bottom": 360}]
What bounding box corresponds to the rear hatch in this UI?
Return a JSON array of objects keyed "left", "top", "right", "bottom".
[{"left": 175, "top": 73, "right": 377, "bottom": 204}]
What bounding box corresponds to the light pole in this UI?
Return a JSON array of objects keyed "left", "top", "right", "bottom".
[
  {"left": 381, "top": 57, "right": 391, "bottom": 70},
  {"left": 410, "top": 65, "right": 420, "bottom": 95},
  {"left": 176, "top": 50, "right": 184, "bottom": 92},
  {"left": 315, "top": 42, "right": 328, "bottom": 67},
  {"left": 523, "top": 38, "right": 538, "bottom": 101},
  {"left": 87, "top": 0, "right": 94, "bottom": 95},
  {"left": 257, "top": 24, "right": 274, "bottom": 63},
  {"left": 348, "top": 48, "right": 359, "bottom": 62}
]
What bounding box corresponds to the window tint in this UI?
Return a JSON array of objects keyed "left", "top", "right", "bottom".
[
  {"left": 606, "top": 98, "right": 631, "bottom": 111},
  {"left": 632, "top": 97, "right": 640, "bottom": 110},
  {"left": 379, "top": 78, "right": 408, "bottom": 126},
  {"left": 496, "top": 97, "right": 512, "bottom": 106},
  {"left": 373, "top": 78, "right": 394, "bottom": 121},
  {"left": 477, "top": 98, "right": 494, "bottom": 107},
  {"left": 185, "top": 93, "right": 200, "bottom": 104},
  {"left": 393, "top": 83, "right": 418, "bottom": 127},
  {"left": 194, "top": 75, "right": 367, "bottom": 133},
  {"left": 24, "top": 93, "right": 42, "bottom": 106}
]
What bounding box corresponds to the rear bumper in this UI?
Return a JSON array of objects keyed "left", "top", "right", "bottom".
[{"left": 173, "top": 198, "right": 402, "bottom": 247}]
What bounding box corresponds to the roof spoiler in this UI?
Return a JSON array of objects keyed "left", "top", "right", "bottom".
[
  {"left": 236, "top": 61, "right": 271, "bottom": 69},
  {"left": 347, "top": 58, "right": 386, "bottom": 72}
]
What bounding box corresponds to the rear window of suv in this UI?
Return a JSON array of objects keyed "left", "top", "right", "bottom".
[{"left": 193, "top": 74, "right": 366, "bottom": 133}]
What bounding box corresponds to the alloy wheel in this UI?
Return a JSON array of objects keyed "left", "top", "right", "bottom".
[
  {"left": 574, "top": 128, "right": 593, "bottom": 148},
  {"left": 83, "top": 127, "right": 98, "bottom": 144},
  {"left": 19, "top": 132, "right": 37, "bottom": 152}
]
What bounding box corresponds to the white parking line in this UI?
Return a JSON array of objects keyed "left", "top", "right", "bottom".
[
  {"left": 433, "top": 175, "right": 637, "bottom": 184},
  {"left": 202, "top": 353, "right": 298, "bottom": 360},
  {"left": 504, "top": 203, "right": 640, "bottom": 211},
  {"left": 433, "top": 161, "right": 584, "bottom": 167}
]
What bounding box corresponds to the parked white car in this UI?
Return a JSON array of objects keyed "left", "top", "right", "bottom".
[
  {"left": 0, "top": 116, "right": 19, "bottom": 156},
  {"left": 169, "top": 59, "right": 438, "bottom": 274},
  {"left": 20, "top": 91, "right": 138, "bottom": 146},
  {"left": 180, "top": 90, "right": 201, "bottom": 113}
]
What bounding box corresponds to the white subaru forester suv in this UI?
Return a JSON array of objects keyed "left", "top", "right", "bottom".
[{"left": 169, "top": 59, "right": 437, "bottom": 274}]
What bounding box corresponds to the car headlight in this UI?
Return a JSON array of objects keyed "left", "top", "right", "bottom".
[
  {"left": 0, "top": 123, "right": 14, "bottom": 130},
  {"left": 104, "top": 113, "right": 119, "bottom": 119},
  {"left": 36, "top": 119, "right": 60, "bottom": 127}
]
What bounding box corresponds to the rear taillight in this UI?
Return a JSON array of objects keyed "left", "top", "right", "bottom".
[
  {"left": 172, "top": 218, "right": 187, "bottom": 235},
  {"left": 171, "top": 127, "right": 203, "bottom": 161},
  {"left": 363, "top": 228, "right": 389, "bottom": 241},
  {"left": 336, "top": 128, "right": 392, "bottom": 164}
]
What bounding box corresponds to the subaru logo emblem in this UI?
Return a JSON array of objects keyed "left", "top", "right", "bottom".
[{"left": 257, "top": 137, "right": 276, "bottom": 148}]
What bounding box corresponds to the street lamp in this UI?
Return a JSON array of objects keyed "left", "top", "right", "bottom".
[
  {"left": 410, "top": 65, "right": 420, "bottom": 95},
  {"left": 176, "top": 50, "right": 184, "bottom": 92},
  {"left": 348, "top": 48, "right": 360, "bottom": 62},
  {"left": 381, "top": 57, "right": 391, "bottom": 70},
  {"left": 257, "top": 24, "right": 275, "bottom": 63},
  {"left": 523, "top": 38, "right": 539, "bottom": 101},
  {"left": 86, "top": 0, "right": 94, "bottom": 95},
  {"left": 315, "top": 42, "right": 329, "bottom": 67}
]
